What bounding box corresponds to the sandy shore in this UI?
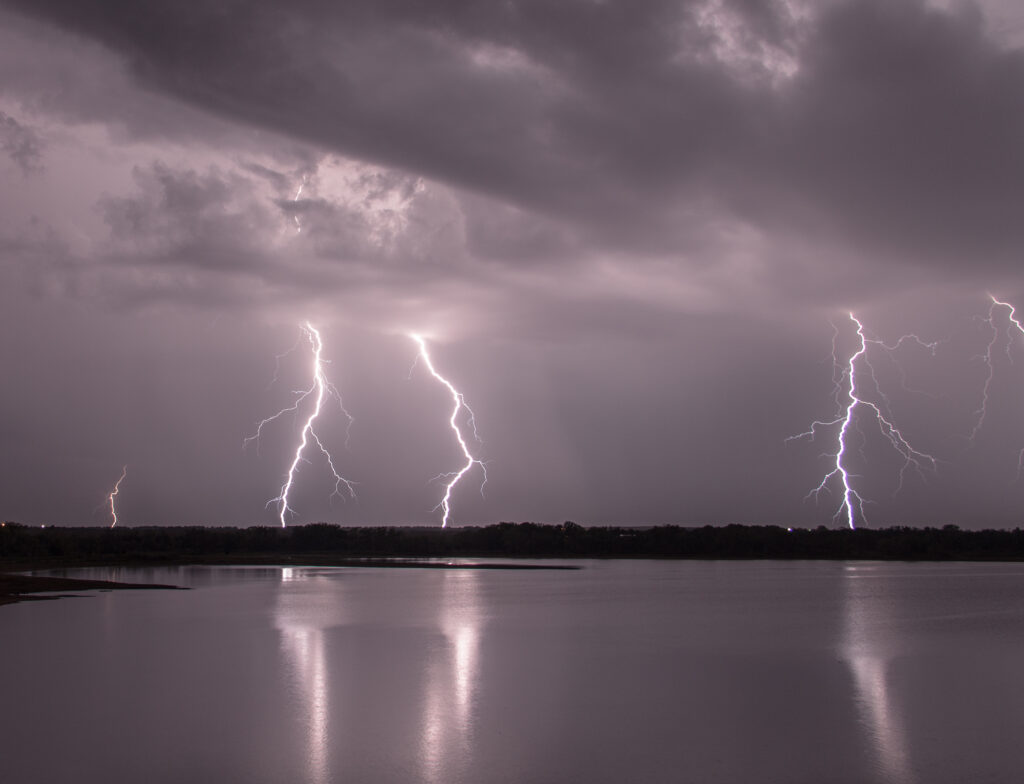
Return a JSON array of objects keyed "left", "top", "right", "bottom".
[{"left": 0, "top": 573, "right": 185, "bottom": 606}]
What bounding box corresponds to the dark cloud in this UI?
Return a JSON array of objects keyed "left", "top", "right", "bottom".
[
  {"left": 769, "top": 0, "right": 1024, "bottom": 268},
  {"left": 0, "top": 110, "right": 43, "bottom": 173},
  {"left": 102, "top": 164, "right": 268, "bottom": 263},
  {"left": 4, "top": 0, "right": 1022, "bottom": 278},
  {"left": 0, "top": 0, "right": 790, "bottom": 261}
]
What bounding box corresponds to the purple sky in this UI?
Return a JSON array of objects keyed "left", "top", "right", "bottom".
[{"left": 3, "top": 0, "right": 1024, "bottom": 528}]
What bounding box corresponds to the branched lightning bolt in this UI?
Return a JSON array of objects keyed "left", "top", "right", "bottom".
[
  {"left": 789, "top": 314, "right": 937, "bottom": 528},
  {"left": 409, "top": 334, "right": 487, "bottom": 528},
  {"left": 107, "top": 465, "right": 127, "bottom": 528},
  {"left": 972, "top": 295, "right": 1024, "bottom": 440},
  {"left": 246, "top": 323, "right": 355, "bottom": 527},
  {"left": 973, "top": 295, "right": 1024, "bottom": 476}
]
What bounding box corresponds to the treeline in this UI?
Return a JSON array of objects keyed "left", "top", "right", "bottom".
[{"left": 4, "top": 522, "right": 1024, "bottom": 565}]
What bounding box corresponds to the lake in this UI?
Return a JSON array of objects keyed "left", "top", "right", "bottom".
[{"left": 3, "top": 560, "right": 1024, "bottom": 783}]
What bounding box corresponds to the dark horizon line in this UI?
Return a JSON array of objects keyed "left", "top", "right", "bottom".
[
  {"left": 1, "top": 520, "right": 1007, "bottom": 531},
  {"left": 5, "top": 520, "right": 1024, "bottom": 567}
]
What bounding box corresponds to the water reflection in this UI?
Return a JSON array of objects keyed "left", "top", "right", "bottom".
[
  {"left": 275, "top": 568, "right": 336, "bottom": 784},
  {"left": 273, "top": 566, "right": 483, "bottom": 783},
  {"left": 419, "top": 569, "right": 482, "bottom": 784},
  {"left": 842, "top": 564, "right": 913, "bottom": 784},
  {"left": 12, "top": 562, "right": 1024, "bottom": 784}
]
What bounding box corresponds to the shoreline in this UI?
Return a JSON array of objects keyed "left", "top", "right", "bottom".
[
  {"left": 5, "top": 523, "right": 1024, "bottom": 577},
  {"left": 0, "top": 573, "right": 186, "bottom": 606},
  {"left": 0, "top": 557, "right": 580, "bottom": 607}
]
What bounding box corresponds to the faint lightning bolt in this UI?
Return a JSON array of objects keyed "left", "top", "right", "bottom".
[
  {"left": 972, "top": 295, "right": 1024, "bottom": 440},
  {"left": 973, "top": 295, "right": 1024, "bottom": 476},
  {"left": 292, "top": 174, "right": 308, "bottom": 233},
  {"left": 409, "top": 334, "right": 487, "bottom": 528},
  {"left": 107, "top": 465, "right": 127, "bottom": 528},
  {"left": 789, "top": 314, "right": 937, "bottom": 529},
  {"left": 246, "top": 323, "right": 355, "bottom": 527}
]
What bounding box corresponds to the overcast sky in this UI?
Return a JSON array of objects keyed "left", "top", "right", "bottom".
[{"left": 3, "top": 0, "right": 1024, "bottom": 528}]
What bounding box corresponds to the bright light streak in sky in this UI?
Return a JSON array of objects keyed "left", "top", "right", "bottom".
[
  {"left": 409, "top": 334, "right": 487, "bottom": 528},
  {"left": 790, "top": 314, "right": 937, "bottom": 528},
  {"left": 107, "top": 465, "right": 127, "bottom": 528},
  {"left": 974, "top": 295, "right": 1024, "bottom": 475},
  {"left": 292, "top": 174, "right": 308, "bottom": 233},
  {"left": 972, "top": 295, "right": 1024, "bottom": 440},
  {"left": 247, "top": 323, "right": 355, "bottom": 527}
]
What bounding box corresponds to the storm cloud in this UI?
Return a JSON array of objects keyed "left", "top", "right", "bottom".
[{"left": 2, "top": 0, "right": 1024, "bottom": 527}]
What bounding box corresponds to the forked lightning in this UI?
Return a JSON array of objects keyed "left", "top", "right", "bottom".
[
  {"left": 972, "top": 295, "right": 1024, "bottom": 439},
  {"left": 790, "top": 314, "right": 937, "bottom": 528},
  {"left": 974, "top": 295, "right": 1024, "bottom": 475},
  {"left": 409, "top": 334, "right": 487, "bottom": 528},
  {"left": 246, "top": 323, "right": 355, "bottom": 527}
]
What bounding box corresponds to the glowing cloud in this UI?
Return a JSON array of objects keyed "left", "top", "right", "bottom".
[{"left": 409, "top": 334, "right": 487, "bottom": 528}]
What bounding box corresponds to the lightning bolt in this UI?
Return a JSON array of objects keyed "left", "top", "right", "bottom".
[
  {"left": 292, "top": 174, "right": 309, "bottom": 233},
  {"left": 972, "top": 295, "right": 1024, "bottom": 439},
  {"left": 789, "top": 314, "right": 937, "bottom": 528},
  {"left": 246, "top": 323, "right": 355, "bottom": 527},
  {"left": 409, "top": 334, "right": 487, "bottom": 528},
  {"left": 973, "top": 295, "right": 1024, "bottom": 476},
  {"left": 107, "top": 465, "right": 127, "bottom": 528}
]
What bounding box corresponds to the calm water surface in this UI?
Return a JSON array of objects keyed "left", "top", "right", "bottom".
[{"left": 3, "top": 560, "right": 1024, "bottom": 784}]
